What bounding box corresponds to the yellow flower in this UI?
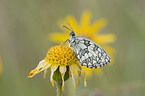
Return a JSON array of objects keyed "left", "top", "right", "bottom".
[
  {"left": 28, "top": 45, "right": 86, "bottom": 92},
  {"left": 49, "top": 11, "right": 116, "bottom": 78},
  {"left": 0, "top": 57, "right": 3, "bottom": 76}
]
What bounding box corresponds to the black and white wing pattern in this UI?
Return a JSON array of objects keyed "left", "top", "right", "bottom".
[{"left": 70, "top": 36, "right": 111, "bottom": 69}]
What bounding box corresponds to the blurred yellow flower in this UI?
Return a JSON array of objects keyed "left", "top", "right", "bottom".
[
  {"left": 49, "top": 11, "right": 116, "bottom": 78},
  {"left": 28, "top": 45, "right": 86, "bottom": 92},
  {"left": 0, "top": 57, "right": 3, "bottom": 76}
]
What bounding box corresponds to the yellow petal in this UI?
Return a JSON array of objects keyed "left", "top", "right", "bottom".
[
  {"left": 59, "top": 66, "right": 67, "bottom": 92},
  {"left": 80, "top": 11, "right": 91, "bottom": 29},
  {"left": 69, "top": 66, "right": 76, "bottom": 92},
  {"left": 49, "top": 32, "right": 69, "bottom": 43},
  {"left": 50, "top": 65, "right": 58, "bottom": 86},
  {"left": 89, "top": 18, "right": 107, "bottom": 34},
  {"left": 95, "top": 34, "right": 116, "bottom": 44},
  {"left": 65, "top": 15, "right": 79, "bottom": 31}
]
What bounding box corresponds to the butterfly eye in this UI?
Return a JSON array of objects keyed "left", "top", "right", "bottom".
[{"left": 70, "top": 31, "right": 76, "bottom": 37}]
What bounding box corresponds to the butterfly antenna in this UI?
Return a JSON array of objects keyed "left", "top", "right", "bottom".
[
  {"left": 63, "top": 21, "right": 74, "bottom": 31},
  {"left": 63, "top": 26, "right": 71, "bottom": 31},
  {"left": 65, "top": 21, "right": 73, "bottom": 30}
]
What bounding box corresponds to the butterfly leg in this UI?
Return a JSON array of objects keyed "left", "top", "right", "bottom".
[{"left": 61, "top": 39, "right": 70, "bottom": 46}]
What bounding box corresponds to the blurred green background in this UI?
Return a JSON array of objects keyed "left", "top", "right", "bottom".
[{"left": 0, "top": 0, "right": 145, "bottom": 96}]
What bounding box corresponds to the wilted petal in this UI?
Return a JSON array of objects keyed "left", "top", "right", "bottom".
[
  {"left": 72, "top": 64, "right": 81, "bottom": 86},
  {"left": 27, "top": 69, "right": 37, "bottom": 78},
  {"left": 77, "top": 70, "right": 81, "bottom": 86},
  {"left": 50, "top": 65, "right": 58, "bottom": 86},
  {"left": 28, "top": 59, "right": 48, "bottom": 78},
  {"left": 43, "top": 64, "right": 51, "bottom": 78},
  {"left": 59, "top": 66, "right": 67, "bottom": 92},
  {"left": 69, "top": 66, "right": 76, "bottom": 92},
  {"left": 83, "top": 72, "right": 87, "bottom": 87},
  {"left": 36, "top": 59, "right": 46, "bottom": 68}
]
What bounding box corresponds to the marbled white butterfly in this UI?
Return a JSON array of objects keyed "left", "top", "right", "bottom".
[{"left": 63, "top": 22, "right": 111, "bottom": 69}]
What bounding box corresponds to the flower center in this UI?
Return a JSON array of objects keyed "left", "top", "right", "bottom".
[{"left": 45, "top": 46, "right": 78, "bottom": 66}]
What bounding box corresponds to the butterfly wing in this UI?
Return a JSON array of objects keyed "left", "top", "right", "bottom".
[{"left": 70, "top": 36, "right": 111, "bottom": 69}]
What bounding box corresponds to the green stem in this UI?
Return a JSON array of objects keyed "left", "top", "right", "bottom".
[{"left": 56, "top": 81, "right": 62, "bottom": 96}]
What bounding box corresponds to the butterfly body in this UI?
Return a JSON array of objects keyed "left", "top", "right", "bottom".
[{"left": 63, "top": 23, "right": 111, "bottom": 69}]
